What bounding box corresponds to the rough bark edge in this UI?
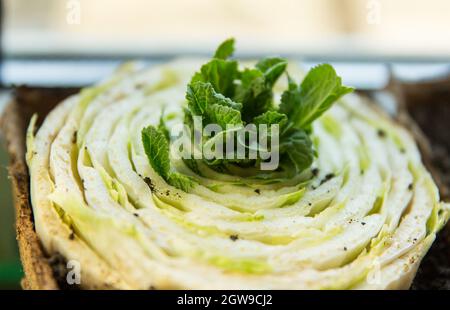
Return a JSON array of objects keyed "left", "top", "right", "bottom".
[{"left": 0, "top": 101, "right": 58, "bottom": 290}]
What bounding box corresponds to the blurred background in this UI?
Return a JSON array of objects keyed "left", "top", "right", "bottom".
[{"left": 0, "top": 0, "right": 449, "bottom": 289}]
